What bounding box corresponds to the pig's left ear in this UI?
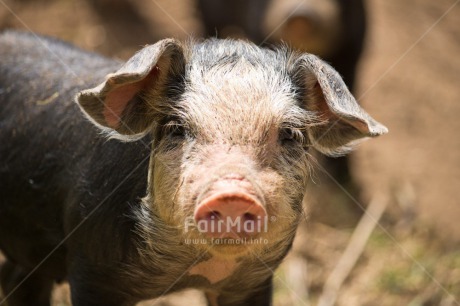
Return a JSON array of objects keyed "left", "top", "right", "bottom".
[
  {"left": 76, "top": 39, "right": 185, "bottom": 138},
  {"left": 291, "top": 54, "right": 388, "bottom": 156}
]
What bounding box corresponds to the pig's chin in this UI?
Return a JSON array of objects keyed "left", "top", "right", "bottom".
[
  {"left": 207, "top": 243, "right": 255, "bottom": 258},
  {"left": 199, "top": 236, "right": 268, "bottom": 259}
]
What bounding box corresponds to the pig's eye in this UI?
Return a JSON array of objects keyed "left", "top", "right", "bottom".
[
  {"left": 279, "top": 128, "right": 296, "bottom": 143},
  {"left": 162, "top": 121, "right": 186, "bottom": 139},
  {"left": 279, "top": 127, "right": 305, "bottom": 146}
]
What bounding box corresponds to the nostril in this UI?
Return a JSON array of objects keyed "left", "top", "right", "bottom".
[
  {"left": 243, "top": 212, "right": 256, "bottom": 222},
  {"left": 203, "top": 210, "right": 221, "bottom": 221}
]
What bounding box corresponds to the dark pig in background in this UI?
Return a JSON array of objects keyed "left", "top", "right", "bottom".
[{"left": 0, "top": 31, "right": 386, "bottom": 305}]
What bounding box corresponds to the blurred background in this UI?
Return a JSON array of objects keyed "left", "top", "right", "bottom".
[{"left": 0, "top": 0, "right": 459, "bottom": 305}]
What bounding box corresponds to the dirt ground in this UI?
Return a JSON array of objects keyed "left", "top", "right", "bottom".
[
  {"left": 0, "top": 0, "right": 459, "bottom": 305},
  {"left": 355, "top": 0, "right": 460, "bottom": 240}
]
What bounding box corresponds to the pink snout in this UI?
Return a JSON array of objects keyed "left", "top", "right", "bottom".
[{"left": 194, "top": 193, "right": 267, "bottom": 239}]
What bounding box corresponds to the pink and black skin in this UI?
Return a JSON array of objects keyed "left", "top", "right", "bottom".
[{"left": 0, "top": 31, "right": 386, "bottom": 306}]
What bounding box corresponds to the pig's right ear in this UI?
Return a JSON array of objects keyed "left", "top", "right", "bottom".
[
  {"left": 291, "top": 54, "right": 388, "bottom": 156},
  {"left": 76, "top": 39, "right": 184, "bottom": 138}
]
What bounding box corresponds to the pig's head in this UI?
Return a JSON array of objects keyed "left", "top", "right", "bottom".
[{"left": 76, "top": 39, "right": 387, "bottom": 258}]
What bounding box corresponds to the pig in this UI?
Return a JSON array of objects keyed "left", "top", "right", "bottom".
[{"left": 0, "top": 30, "right": 387, "bottom": 306}]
